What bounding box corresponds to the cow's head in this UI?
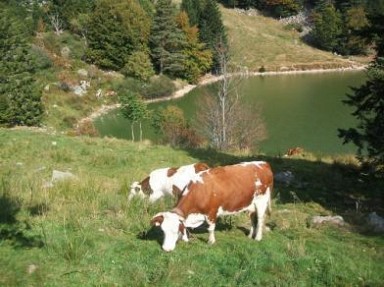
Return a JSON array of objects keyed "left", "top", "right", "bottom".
[
  {"left": 128, "top": 181, "right": 144, "bottom": 200},
  {"left": 151, "top": 212, "right": 186, "bottom": 252}
]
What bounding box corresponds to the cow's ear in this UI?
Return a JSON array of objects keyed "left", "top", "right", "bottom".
[
  {"left": 151, "top": 214, "right": 164, "bottom": 226},
  {"left": 178, "top": 221, "right": 185, "bottom": 234}
]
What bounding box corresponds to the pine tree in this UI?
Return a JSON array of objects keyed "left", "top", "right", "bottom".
[
  {"left": 85, "top": 0, "right": 151, "bottom": 71},
  {"left": 176, "top": 11, "right": 212, "bottom": 83},
  {"left": 150, "top": 0, "right": 187, "bottom": 77},
  {"left": 0, "top": 6, "right": 43, "bottom": 127},
  {"left": 338, "top": 10, "right": 384, "bottom": 174},
  {"left": 199, "top": 0, "right": 228, "bottom": 73},
  {"left": 181, "top": 0, "right": 202, "bottom": 27},
  {"left": 310, "top": 1, "right": 342, "bottom": 51}
]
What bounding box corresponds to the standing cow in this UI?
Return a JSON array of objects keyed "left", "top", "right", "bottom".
[
  {"left": 129, "top": 163, "right": 209, "bottom": 202},
  {"left": 151, "top": 161, "right": 273, "bottom": 251}
]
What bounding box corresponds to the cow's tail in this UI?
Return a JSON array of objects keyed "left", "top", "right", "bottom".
[{"left": 267, "top": 184, "right": 273, "bottom": 216}]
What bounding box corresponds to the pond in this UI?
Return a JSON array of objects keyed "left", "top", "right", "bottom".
[{"left": 95, "top": 70, "right": 366, "bottom": 156}]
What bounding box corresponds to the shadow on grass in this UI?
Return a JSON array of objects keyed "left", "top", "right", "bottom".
[
  {"left": 0, "top": 182, "right": 44, "bottom": 248},
  {"left": 182, "top": 147, "right": 384, "bottom": 228}
]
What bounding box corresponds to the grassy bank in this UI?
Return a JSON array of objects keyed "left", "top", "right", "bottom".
[
  {"left": 222, "top": 8, "right": 369, "bottom": 72},
  {"left": 1, "top": 129, "right": 383, "bottom": 286}
]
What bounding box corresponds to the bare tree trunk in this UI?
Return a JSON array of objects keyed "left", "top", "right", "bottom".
[
  {"left": 139, "top": 121, "right": 143, "bottom": 142},
  {"left": 195, "top": 40, "right": 266, "bottom": 152},
  {"left": 49, "top": 13, "right": 63, "bottom": 35},
  {"left": 131, "top": 123, "right": 135, "bottom": 142}
]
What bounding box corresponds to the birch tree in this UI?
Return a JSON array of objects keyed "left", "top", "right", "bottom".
[{"left": 196, "top": 43, "right": 266, "bottom": 151}]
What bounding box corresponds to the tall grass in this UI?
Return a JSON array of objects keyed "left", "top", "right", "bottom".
[{"left": 0, "top": 129, "right": 383, "bottom": 286}]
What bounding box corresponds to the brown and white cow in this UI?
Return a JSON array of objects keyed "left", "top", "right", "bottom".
[
  {"left": 151, "top": 161, "right": 273, "bottom": 251},
  {"left": 129, "top": 163, "right": 209, "bottom": 202}
]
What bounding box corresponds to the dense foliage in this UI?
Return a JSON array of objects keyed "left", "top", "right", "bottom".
[
  {"left": 85, "top": 0, "right": 151, "bottom": 71},
  {"left": 0, "top": 5, "right": 45, "bottom": 127},
  {"left": 339, "top": 9, "right": 384, "bottom": 174}
]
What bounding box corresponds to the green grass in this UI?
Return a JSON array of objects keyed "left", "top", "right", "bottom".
[
  {"left": 222, "top": 7, "right": 369, "bottom": 72},
  {"left": 1, "top": 128, "right": 383, "bottom": 286}
]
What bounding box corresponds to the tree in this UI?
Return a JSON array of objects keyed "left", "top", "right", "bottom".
[
  {"left": 261, "top": 0, "right": 303, "bottom": 17},
  {"left": 0, "top": 6, "right": 44, "bottom": 127},
  {"left": 199, "top": 0, "right": 228, "bottom": 73},
  {"left": 119, "top": 91, "right": 149, "bottom": 142},
  {"left": 86, "top": 0, "right": 151, "bottom": 71},
  {"left": 195, "top": 44, "right": 266, "bottom": 151},
  {"left": 176, "top": 11, "right": 213, "bottom": 83},
  {"left": 121, "top": 49, "right": 155, "bottom": 82},
  {"left": 152, "top": 106, "right": 202, "bottom": 148},
  {"left": 150, "top": 0, "right": 187, "bottom": 77},
  {"left": 181, "top": 0, "right": 202, "bottom": 27},
  {"left": 338, "top": 9, "right": 384, "bottom": 174},
  {"left": 310, "top": 2, "right": 342, "bottom": 51}
]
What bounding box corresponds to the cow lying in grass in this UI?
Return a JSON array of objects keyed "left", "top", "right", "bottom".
[
  {"left": 151, "top": 161, "right": 273, "bottom": 251},
  {"left": 129, "top": 163, "right": 209, "bottom": 202}
]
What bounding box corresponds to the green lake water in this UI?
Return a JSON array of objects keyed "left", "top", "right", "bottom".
[{"left": 95, "top": 71, "right": 366, "bottom": 156}]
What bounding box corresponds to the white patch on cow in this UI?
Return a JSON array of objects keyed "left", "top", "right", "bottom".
[
  {"left": 172, "top": 164, "right": 201, "bottom": 190},
  {"left": 238, "top": 161, "right": 265, "bottom": 168},
  {"left": 154, "top": 212, "right": 184, "bottom": 252},
  {"left": 255, "top": 178, "right": 263, "bottom": 187},
  {"left": 253, "top": 187, "right": 271, "bottom": 241},
  {"left": 190, "top": 170, "right": 206, "bottom": 184},
  {"left": 132, "top": 163, "right": 208, "bottom": 202},
  {"left": 185, "top": 213, "right": 206, "bottom": 229},
  {"left": 128, "top": 181, "right": 145, "bottom": 200}
]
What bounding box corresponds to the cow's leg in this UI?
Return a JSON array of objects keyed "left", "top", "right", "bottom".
[
  {"left": 254, "top": 188, "right": 271, "bottom": 241},
  {"left": 248, "top": 212, "right": 257, "bottom": 239},
  {"left": 206, "top": 217, "right": 216, "bottom": 244}
]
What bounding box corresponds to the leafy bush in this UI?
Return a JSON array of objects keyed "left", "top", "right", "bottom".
[{"left": 115, "top": 75, "right": 176, "bottom": 100}]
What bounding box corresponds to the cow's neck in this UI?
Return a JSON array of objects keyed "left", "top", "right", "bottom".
[{"left": 171, "top": 197, "right": 197, "bottom": 220}]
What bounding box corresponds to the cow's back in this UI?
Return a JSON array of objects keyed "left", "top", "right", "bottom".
[{"left": 179, "top": 162, "right": 272, "bottom": 215}]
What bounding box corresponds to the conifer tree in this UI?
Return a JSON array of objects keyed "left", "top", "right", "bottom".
[
  {"left": 181, "top": 0, "right": 202, "bottom": 27},
  {"left": 0, "top": 7, "right": 43, "bottom": 127},
  {"left": 310, "top": 1, "right": 342, "bottom": 51},
  {"left": 339, "top": 9, "right": 384, "bottom": 174},
  {"left": 86, "top": 0, "right": 151, "bottom": 71},
  {"left": 176, "top": 11, "right": 212, "bottom": 83},
  {"left": 199, "top": 0, "right": 228, "bottom": 73},
  {"left": 150, "top": 0, "right": 187, "bottom": 77}
]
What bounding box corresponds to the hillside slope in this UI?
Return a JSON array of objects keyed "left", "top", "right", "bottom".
[
  {"left": 0, "top": 128, "right": 383, "bottom": 286},
  {"left": 223, "top": 8, "right": 367, "bottom": 72}
]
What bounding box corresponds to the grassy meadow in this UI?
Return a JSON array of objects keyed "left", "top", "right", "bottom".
[{"left": 1, "top": 128, "right": 383, "bottom": 286}]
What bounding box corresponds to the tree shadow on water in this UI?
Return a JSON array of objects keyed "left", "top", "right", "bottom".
[{"left": 0, "top": 191, "right": 44, "bottom": 248}]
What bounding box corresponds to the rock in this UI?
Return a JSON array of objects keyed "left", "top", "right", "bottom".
[
  {"left": 77, "top": 69, "right": 88, "bottom": 78},
  {"left": 61, "top": 46, "right": 70, "bottom": 58},
  {"left": 51, "top": 170, "right": 76, "bottom": 183},
  {"left": 310, "top": 215, "right": 345, "bottom": 227},
  {"left": 27, "top": 264, "right": 38, "bottom": 274},
  {"left": 96, "top": 89, "right": 103, "bottom": 99},
  {"left": 367, "top": 212, "right": 384, "bottom": 233}
]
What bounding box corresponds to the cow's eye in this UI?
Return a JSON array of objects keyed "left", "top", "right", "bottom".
[{"left": 135, "top": 187, "right": 140, "bottom": 192}]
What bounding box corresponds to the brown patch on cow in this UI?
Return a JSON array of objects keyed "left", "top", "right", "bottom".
[
  {"left": 150, "top": 215, "right": 164, "bottom": 226},
  {"left": 167, "top": 167, "right": 179, "bottom": 177},
  {"left": 178, "top": 222, "right": 185, "bottom": 234},
  {"left": 193, "top": 162, "right": 210, "bottom": 173},
  {"left": 140, "top": 176, "right": 153, "bottom": 195},
  {"left": 172, "top": 185, "right": 183, "bottom": 198},
  {"left": 175, "top": 163, "right": 273, "bottom": 223}
]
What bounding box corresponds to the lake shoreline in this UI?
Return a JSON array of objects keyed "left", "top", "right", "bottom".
[{"left": 78, "top": 65, "right": 367, "bottom": 127}]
